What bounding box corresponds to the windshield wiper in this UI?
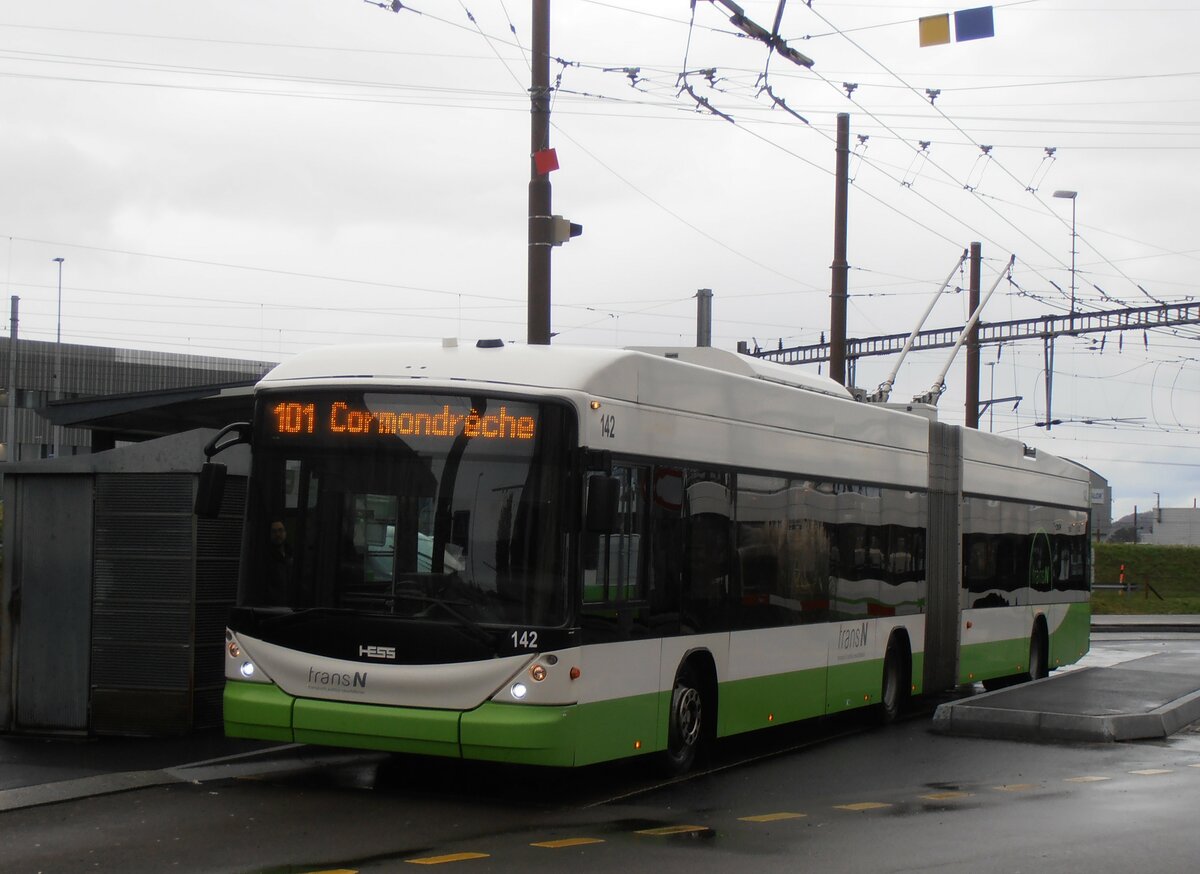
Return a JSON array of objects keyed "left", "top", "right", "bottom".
[{"left": 392, "top": 587, "right": 495, "bottom": 646}]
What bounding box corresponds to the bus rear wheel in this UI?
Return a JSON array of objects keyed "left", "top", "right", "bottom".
[
  {"left": 1028, "top": 626, "right": 1049, "bottom": 681},
  {"left": 664, "top": 666, "right": 704, "bottom": 774},
  {"left": 880, "top": 636, "right": 910, "bottom": 724}
]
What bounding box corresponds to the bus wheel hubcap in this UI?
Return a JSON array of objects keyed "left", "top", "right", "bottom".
[{"left": 674, "top": 687, "right": 701, "bottom": 747}]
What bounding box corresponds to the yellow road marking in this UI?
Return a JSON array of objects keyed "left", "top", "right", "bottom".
[
  {"left": 920, "top": 791, "right": 971, "bottom": 800},
  {"left": 406, "top": 853, "right": 490, "bottom": 865},
  {"left": 1129, "top": 769, "right": 1172, "bottom": 776},
  {"left": 993, "top": 783, "right": 1038, "bottom": 792},
  {"left": 834, "top": 802, "right": 891, "bottom": 812},
  {"left": 1190, "top": 764, "right": 1200, "bottom": 769},
  {"left": 530, "top": 838, "right": 606, "bottom": 849},
  {"left": 304, "top": 870, "right": 357, "bottom": 874},
  {"left": 635, "top": 825, "right": 709, "bottom": 836},
  {"left": 1065, "top": 776, "right": 1110, "bottom": 783},
  {"left": 738, "top": 812, "right": 807, "bottom": 822}
]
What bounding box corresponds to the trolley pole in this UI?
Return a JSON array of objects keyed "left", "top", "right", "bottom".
[
  {"left": 829, "top": 113, "right": 850, "bottom": 386},
  {"left": 527, "top": 0, "right": 552, "bottom": 346},
  {"left": 965, "top": 242, "right": 981, "bottom": 428}
]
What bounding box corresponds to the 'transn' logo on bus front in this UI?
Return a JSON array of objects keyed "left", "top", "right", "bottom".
[{"left": 307, "top": 667, "right": 368, "bottom": 689}]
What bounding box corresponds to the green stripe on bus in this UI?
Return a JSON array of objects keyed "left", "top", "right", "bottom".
[
  {"left": 911, "top": 651, "right": 926, "bottom": 695},
  {"left": 293, "top": 697, "right": 462, "bottom": 757},
  {"left": 460, "top": 701, "right": 577, "bottom": 766},
  {"left": 225, "top": 683, "right": 663, "bottom": 767},
  {"left": 717, "top": 668, "right": 828, "bottom": 735},
  {"left": 960, "top": 637, "right": 1027, "bottom": 683},
  {"left": 1050, "top": 601, "right": 1091, "bottom": 667},
  {"left": 577, "top": 693, "right": 662, "bottom": 765},
  {"left": 825, "top": 658, "right": 884, "bottom": 713},
  {"left": 224, "top": 681, "right": 295, "bottom": 742},
  {"left": 958, "top": 602, "right": 1091, "bottom": 683},
  {"left": 464, "top": 693, "right": 665, "bottom": 767}
]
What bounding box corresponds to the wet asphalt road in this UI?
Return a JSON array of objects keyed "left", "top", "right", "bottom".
[{"left": 2, "top": 634, "right": 1199, "bottom": 873}]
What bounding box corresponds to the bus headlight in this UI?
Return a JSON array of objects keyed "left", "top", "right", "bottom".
[
  {"left": 491, "top": 648, "right": 582, "bottom": 705},
  {"left": 225, "top": 633, "right": 270, "bottom": 683},
  {"left": 228, "top": 653, "right": 269, "bottom": 683}
]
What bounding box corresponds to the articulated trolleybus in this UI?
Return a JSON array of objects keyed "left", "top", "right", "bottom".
[{"left": 203, "top": 340, "right": 1091, "bottom": 771}]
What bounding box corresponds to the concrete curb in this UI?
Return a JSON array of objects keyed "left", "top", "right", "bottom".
[
  {"left": 0, "top": 769, "right": 177, "bottom": 813},
  {"left": 1148, "top": 687, "right": 1200, "bottom": 738},
  {"left": 932, "top": 667, "right": 1200, "bottom": 743},
  {"left": 0, "top": 749, "right": 380, "bottom": 813},
  {"left": 1092, "top": 623, "right": 1200, "bottom": 634},
  {"left": 1090, "top": 616, "right": 1200, "bottom": 635}
]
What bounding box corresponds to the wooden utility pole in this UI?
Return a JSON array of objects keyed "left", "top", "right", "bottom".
[
  {"left": 965, "top": 242, "right": 982, "bottom": 428},
  {"left": 527, "top": 0, "right": 552, "bottom": 345},
  {"left": 830, "top": 113, "right": 850, "bottom": 386}
]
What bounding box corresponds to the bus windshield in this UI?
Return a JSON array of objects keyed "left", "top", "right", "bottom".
[{"left": 243, "top": 389, "right": 573, "bottom": 628}]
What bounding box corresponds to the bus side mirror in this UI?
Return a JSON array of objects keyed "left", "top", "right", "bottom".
[
  {"left": 195, "top": 462, "right": 227, "bottom": 518},
  {"left": 585, "top": 475, "right": 620, "bottom": 534},
  {"left": 195, "top": 421, "right": 250, "bottom": 518}
]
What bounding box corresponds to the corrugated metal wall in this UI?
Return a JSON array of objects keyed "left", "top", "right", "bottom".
[
  {"left": 91, "top": 474, "right": 196, "bottom": 733},
  {"left": 90, "top": 473, "right": 242, "bottom": 734},
  {"left": 12, "top": 476, "right": 94, "bottom": 732}
]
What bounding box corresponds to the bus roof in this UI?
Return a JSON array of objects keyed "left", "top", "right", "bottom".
[
  {"left": 256, "top": 340, "right": 1090, "bottom": 504},
  {"left": 258, "top": 340, "right": 854, "bottom": 402}
]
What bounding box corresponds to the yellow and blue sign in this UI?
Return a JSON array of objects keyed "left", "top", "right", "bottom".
[{"left": 919, "top": 6, "right": 995, "bottom": 47}]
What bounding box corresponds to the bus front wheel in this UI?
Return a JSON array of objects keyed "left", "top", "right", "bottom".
[{"left": 664, "top": 666, "right": 704, "bottom": 774}]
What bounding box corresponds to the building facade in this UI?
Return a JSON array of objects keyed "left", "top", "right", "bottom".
[
  {"left": 0, "top": 337, "right": 274, "bottom": 461},
  {"left": 1142, "top": 507, "right": 1200, "bottom": 547},
  {"left": 1088, "top": 472, "right": 1113, "bottom": 542}
]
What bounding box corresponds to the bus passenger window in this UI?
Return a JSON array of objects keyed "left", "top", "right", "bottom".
[
  {"left": 681, "top": 477, "right": 734, "bottom": 633},
  {"left": 583, "top": 466, "right": 645, "bottom": 605},
  {"left": 265, "top": 517, "right": 293, "bottom": 604}
]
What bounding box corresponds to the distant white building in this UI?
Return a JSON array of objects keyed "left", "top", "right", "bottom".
[
  {"left": 1141, "top": 507, "right": 1200, "bottom": 546},
  {"left": 1087, "top": 470, "right": 1112, "bottom": 541}
]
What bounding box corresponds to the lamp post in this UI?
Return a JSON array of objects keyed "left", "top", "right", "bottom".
[
  {"left": 52, "top": 256, "right": 64, "bottom": 458},
  {"left": 1052, "top": 190, "right": 1077, "bottom": 329}
]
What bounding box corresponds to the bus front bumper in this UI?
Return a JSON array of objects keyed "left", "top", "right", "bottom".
[{"left": 223, "top": 680, "right": 578, "bottom": 766}]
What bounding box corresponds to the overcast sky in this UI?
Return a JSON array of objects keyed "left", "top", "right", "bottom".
[{"left": 1, "top": 0, "right": 1197, "bottom": 520}]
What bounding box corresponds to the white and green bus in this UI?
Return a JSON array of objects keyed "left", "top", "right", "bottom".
[{"left": 206, "top": 341, "right": 1091, "bottom": 771}]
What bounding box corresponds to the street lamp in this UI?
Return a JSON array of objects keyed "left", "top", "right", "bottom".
[
  {"left": 52, "top": 256, "right": 64, "bottom": 458},
  {"left": 1052, "top": 190, "right": 1077, "bottom": 327}
]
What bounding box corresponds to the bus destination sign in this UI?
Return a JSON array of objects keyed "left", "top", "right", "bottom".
[{"left": 270, "top": 400, "right": 537, "bottom": 441}]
